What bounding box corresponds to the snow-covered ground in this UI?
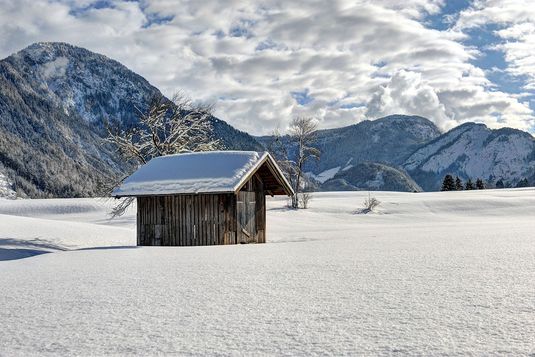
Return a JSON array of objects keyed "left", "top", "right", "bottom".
[{"left": 1, "top": 189, "right": 534, "bottom": 355}]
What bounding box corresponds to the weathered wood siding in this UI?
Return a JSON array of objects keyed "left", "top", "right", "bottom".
[
  {"left": 136, "top": 173, "right": 268, "bottom": 246},
  {"left": 237, "top": 173, "right": 266, "bottom": 244},
  {"left": 137, "top": 193, "right": 237, "bottom": 246}
]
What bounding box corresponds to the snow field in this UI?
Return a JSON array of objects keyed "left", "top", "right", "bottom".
[{"left": 0, "top": 189, "right": 534, "bottom": 355}]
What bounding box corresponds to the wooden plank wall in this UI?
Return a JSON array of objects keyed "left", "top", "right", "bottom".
[
  {"left": 137, "top": 193, "right": 237, "bottom": 246},
  {"left": 236, "top": 173, "right": 266, "bottom": 244}
]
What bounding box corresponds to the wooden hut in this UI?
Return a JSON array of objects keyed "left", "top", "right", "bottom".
[{"left": 112, "top": 151, "right": 294, "bottom": 246}]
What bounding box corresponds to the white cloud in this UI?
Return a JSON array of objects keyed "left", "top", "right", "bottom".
[
  {"left": 0, "top": 0, "right": 534, "bottom": 134},
  {"left": 455, "top": 0, "right": 535, "bottom": 90},
  {"left": 366, "top": 70, "right": 451, "bottom": 128}
]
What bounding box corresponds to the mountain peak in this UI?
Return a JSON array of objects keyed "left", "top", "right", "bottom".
[
  {"left": 11, "top": 41, "right": 118, "bottom": 69},
  {"left": 375, "top": 114, "right": 433, "bottom": 123}
]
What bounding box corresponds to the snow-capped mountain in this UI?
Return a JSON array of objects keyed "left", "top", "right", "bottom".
[
  {"left": 0, "top": 42, "right": 260, "bottom": 198},
  {"left": 258, "top": 115, "right": 441, "bottom": 191},
  {"left": 404, "top": 122, "right": 535, "bottom": 190},
  {"left": 312, "top": 115, "right": 441, "bottom": 173},
  {"left": 257, "top": 114, "right": 441, "bottom": 173},
  {"left": 321, "top": 162, "right": 422, "bottom": 192}
]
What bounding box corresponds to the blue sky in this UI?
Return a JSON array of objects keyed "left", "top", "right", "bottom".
[
  {"left": 425, "top": 0, "right": 535, "bottom": 131},
  {"left": 0, "top": 0, "right": 534, "bottom": 134}
]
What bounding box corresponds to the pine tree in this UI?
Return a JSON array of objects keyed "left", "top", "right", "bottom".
[
  {"left": 516, "top": 178, "right": 529, "bottom": 188},
  {"left": 476, "top": 178, "right": 485, "bottom": 189},
  {"left": 455, "top": 176, "right": 463, "bottom": 190},
  {"left": 441, "top": 174, "right": 455, "bottom": 191},
  {"left": 496, "top": 179, "right": 505, "bottom": 189},
  {"left": 465, "top": 178, "right": 475, "bottom": 190}
]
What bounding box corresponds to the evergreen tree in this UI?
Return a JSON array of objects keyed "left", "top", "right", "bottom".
[
  {"left": 465, "top": 178, "right": 475, "bottom": 190},
  {"left": 516, "top": 178, "right": 529, "bottom": 188},
  {"left": 455, "top": 176, "right": 463, "bottom": 190},
  {"left": 476, "top": 178, "right": 485, "bottom": 189},
  {"left": 441, "top": 174, "right": 455, "bottom": 191},
  {"left": 496, "top": 179, "right": 505, "bottom": 189}
]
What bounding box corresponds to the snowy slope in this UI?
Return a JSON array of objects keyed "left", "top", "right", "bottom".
[
  {"left": 0, "top": 170, "right": 16, "bottom": 199},
  {"left": 307, "top": 166, "right": 341, "bottom": 183},
  {"left": 321, "top": 162, "right": 422, "bottom": 192},
  {"left": 404, "top": 123, "right": 535, "bottom": 190},
  {"left": 0, "top": 198, "right": 134, "bottom": 258},
  {"left": 1, "top": 190, "right": 534, "bottom": 355}
]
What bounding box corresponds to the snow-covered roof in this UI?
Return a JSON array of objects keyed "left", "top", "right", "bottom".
[{"left": 112, "top": 151, "right": 293, "bottom": 197}]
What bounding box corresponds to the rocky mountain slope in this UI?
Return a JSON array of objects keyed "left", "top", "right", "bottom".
[
  {"left": 321, "top": 162, "right": 422, "bottom": 192},
  {"left": 0, "top": 42, "right": 261, "bottom": 198},
  {"left": 403, "top": 122, "right": 535, "bottom": 190}
]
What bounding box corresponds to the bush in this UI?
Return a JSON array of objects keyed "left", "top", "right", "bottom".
[
  {"left": 362, "top": 193, "right": 381, "bottom": 213},
  {"left": 298, "top": 192, "right": 312, "bottom": 209}
]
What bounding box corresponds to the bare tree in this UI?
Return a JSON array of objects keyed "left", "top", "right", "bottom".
[
  {"left": 271, "top": 116, "right": 320, "bottom": 208},
  {"left": 298, "top": 192, "right": 312, "bottom": 209},
  {"left": 361, "top": 192, "right": 381, "bottom": 213},
  {"left": 105, "top": 92, "right": 220, "bottom": 217}
]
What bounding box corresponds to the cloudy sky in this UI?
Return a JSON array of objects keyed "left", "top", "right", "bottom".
[{"left": 1, "top": 0, "right": 534, "bottom": 135}]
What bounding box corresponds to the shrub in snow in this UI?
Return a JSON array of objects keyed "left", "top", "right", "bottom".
[
  {"left": 360, "top": 193, "right": 380, "bottom": 214},
  {"left": 298, "top": 192, "right": 312, "bottom": 209}
]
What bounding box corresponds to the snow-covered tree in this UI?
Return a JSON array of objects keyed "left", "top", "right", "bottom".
[
  {"left": 106, "top": 92, "right": 220, "bottom": 216},
  {"left": 476, "top": 178, "right": 485, "bottom": 189}
]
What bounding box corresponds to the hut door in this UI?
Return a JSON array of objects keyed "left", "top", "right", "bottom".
[{"left": 237, "top": 191, "right": 256, "bottom": 243}]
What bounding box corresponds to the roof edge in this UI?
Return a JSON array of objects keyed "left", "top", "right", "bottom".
[
  {"left": 112, "top": 151, "right": 294, "bottom": 198},
  {"left": 232, "top": 152, "right": 294, "bottom": 196}
]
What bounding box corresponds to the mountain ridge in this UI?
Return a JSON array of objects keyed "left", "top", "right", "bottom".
[
  {"left": 0, "top": 42, "right": 261, "bottom": 198},
  {"left": 403, "top": 121, "right": 535, "bottom": 190},
  {"left": 257, "top": 114, "right": 535, "bottom": 191}
]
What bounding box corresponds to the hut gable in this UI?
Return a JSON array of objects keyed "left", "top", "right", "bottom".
[{"left": 112, "top": 151, "right": 293, "bottom": 197}]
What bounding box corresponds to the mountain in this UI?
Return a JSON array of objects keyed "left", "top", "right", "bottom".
[
  {"left": 311, "top": 115, "right": 442, "bottom": 173},
  {"left": 257, "top": 115, "right": 441, "bottom": 175},
  {"left": 258, "top": 115, "right": 535, "bottom": 192},
  {"left": 403, "top": 122, "right": 535, "bottom": 190},
  {"left": 321, "top": 162, "right": 422, "bottom": 192},
  {"left": 257, "top": 115, "right": 441, "bottom": 190},
  {"left": 0, "top": 42, "right": 261, "bottom": 198}
]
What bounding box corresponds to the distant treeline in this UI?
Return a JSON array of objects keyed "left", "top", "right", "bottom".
[{"left": 441, "top": 175, "right": 530, "bottom": 191}]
